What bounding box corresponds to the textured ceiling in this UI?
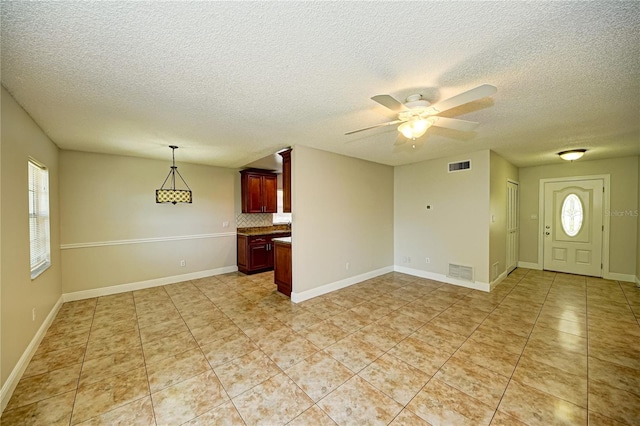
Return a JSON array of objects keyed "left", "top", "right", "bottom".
[{"left": 1, "top": 2, "right": 639, "bottom": 168}]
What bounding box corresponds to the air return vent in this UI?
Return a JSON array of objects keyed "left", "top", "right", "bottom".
[
  {"left": 448, "top": 263, "right": 474, "bottom": 282},
  {"left": 448, "top": 160, "right": 471, "bottom": 172}
]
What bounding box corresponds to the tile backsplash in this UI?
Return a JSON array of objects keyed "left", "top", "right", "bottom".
[{"left": 236, "top": 213, "right": 273, "bottom": 228}]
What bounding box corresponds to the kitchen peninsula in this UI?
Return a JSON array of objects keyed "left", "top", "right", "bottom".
[
  {"left": 273, "top": 237, "right": 292, "bottom": 297},
  {"left": 236, "top": 225, "right": 291, "bottom": 275}
]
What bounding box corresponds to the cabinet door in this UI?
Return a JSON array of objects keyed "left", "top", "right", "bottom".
[
  {"left": 249, "top": 244, "right": 270, "bottom": 270},
  {"left": 262, "top": 174, "right": 278, "bottom": 213},
  {"left": 244, "top": 173, "right": 264, "bottom": 213},
  {"left": 266, "top": 237, "right": 275, "bottom": 268},
  {"left": 279, "top": 149, "right": 292, "bottom": 213},
  {"left": 274, "top": 243, "right": 292, "bottom": 297},
  {"left": 237, "top": 235, "right": 248, "bottom": 270}
]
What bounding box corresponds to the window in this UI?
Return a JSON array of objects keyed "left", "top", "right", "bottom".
[
  {"left": 29, "top": 160, "right": 51, "bottom": 278},
  {"left": 561, "top": 193, "right": 583, "bottom": 237},
  {"left": 273, "top": 189, "right": 292, "bottom": 224}
]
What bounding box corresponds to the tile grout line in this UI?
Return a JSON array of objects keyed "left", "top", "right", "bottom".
[
  {"left": 273, "top": 276, "right": 445, "bottom": 424},
  {"left": 191, "top": 276, "right": 279, "bottom": 425},
  {"left": 485, "top": 271, "right": 557, "bottom": 425},
  {"left": 67, "top": 298, "right": 98, "bottom": 426},
  {"left": 133, "top": 288, "right": 160, "bottom": 426},
  {"left": 13, "top": 270, "right": 637, "bottom": 425},
  {"left": 584, "top": 278, "right": 640, "bottom": 425},
  {"left": 304, "top": 276, "right": 441, "bottom": 425},
  {"left": 586, "top": 278, "right": 592, "bottom": 421},
  {"left": 382, "top": 275, "right": 525, "bottom": 424},
  {"left": 619, "top": 279, "right": 640, "bottom": 326},
  {"left": 417, "top": 271, "right": 532, "bottom": 424}
]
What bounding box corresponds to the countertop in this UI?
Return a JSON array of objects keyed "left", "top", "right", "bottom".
[
  {"left": 237, "top": 225, "right": 291, "bottom": 236},
  {"left": 272, "top": 237, "right": 291, "bottom": 245}
]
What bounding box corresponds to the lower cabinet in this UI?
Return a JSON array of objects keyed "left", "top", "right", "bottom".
[
  {"left": 248, "top": 240, "right": 271, "bottom": 270},
  {"left": 274, "top": 241, "right": 292, "bottom": 297},
  {"left": 237, "top": 233, "right": 290, "bottom": 274}
]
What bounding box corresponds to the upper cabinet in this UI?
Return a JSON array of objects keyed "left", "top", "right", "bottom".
[
  {"left": 278, "top": 149, "right": 292, "bottom": 213},
  {"left": 241, "top": 169, "right": 277, "bottom": 213}
]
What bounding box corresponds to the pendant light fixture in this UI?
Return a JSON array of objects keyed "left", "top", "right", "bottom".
[
  {"left": 558, "top": 149, "right": 587, "bottom": 161},
  {"left": 156, "top": 145, "right": 192, "bottom": 204}
]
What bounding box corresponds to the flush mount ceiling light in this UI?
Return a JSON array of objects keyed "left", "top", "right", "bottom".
[
  {"left": 558, "top": 149, "right": 587, "bottom": 161},
  {"left": 156, "top": 145, "right": 192, "bottom": 204}
]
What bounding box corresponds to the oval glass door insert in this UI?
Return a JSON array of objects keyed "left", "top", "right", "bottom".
[{"left": 561, "top": 194, "right": 583, "bottom": 237}]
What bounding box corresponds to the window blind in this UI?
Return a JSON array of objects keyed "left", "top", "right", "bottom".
[{"left": 29, "top": 160, "right": 51, "bottom": 278}]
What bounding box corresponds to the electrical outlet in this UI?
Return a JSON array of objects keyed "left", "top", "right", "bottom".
[
  {"left": 32, "top": 308, "right": 36, "bottom": 321},
  {"left": 425, "top": 257, "right": 431, "bottom": 264},
  {"left": 180, "top": 260, "right": 186, "bottom": 267},
  {"left": 222, "top": 221, "right": 229, "bottom": 228},
  {"left": 345, "top": 262, "right": 350, "bottom": 270}
]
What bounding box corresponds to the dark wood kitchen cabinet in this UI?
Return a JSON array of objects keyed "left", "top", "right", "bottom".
[
  {"left": 278, "top": 149, "right": 291, "bottom": 213},
  {"left": 237, "top": 232, "right": 290, "bottom": 274},
  {"left": 273, "top": 240, "right": 292, "bottom": 297},
  {"left": 240, "top": 169, "right": 277, "bottom": 213}
]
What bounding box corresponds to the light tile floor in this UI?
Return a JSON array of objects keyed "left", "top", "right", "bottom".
[{"left": 2, "top": 269, "right": 640, "bottom": 425}]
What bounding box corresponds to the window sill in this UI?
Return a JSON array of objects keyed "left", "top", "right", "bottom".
[{"left": 31, "top": 261, "right": 51, "bottom": 280}]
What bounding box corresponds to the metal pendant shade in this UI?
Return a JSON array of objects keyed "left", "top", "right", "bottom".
[{"left": 156, "top": 145, "right": 192, "bottom": 204}]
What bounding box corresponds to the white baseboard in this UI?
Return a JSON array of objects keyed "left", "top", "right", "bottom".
[
  {"left": 393, "top": 266, "right": 491, "bottom": 292},
  {"left": 636, "top": 275, "right": 640, "bottom": 287},
  {"left": 291, "top": 266, "right": 394, "bottom": 303},
  {"left": 63, "top": 265, "right": 238, "bottom": 302},
  {"left": 490, "top": 269, "right": 509, "bottom": 290},
  {"left": 517, "top": 261, "right": 542, "bottom": 270},
  {"left": 1, "top": 296, "right": 64, "bottom": 413},
  {"left": 603, "top": 272, "right": 636, "bottom": 283}
]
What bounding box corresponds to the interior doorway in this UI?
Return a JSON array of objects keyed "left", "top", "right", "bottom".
[
  {"left": 541, "top": 177, "right": 605, "bottom": 277},
  {"left": 506, "top": 180, "right": 519, "bottom": 274}
]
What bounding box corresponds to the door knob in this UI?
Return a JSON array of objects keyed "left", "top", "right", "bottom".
[
  {"left": 545, "top": 225, "right": 550, "bottom": 229},
  {"left": 545, "top": 232, "right": 550, "bottom": 235}
]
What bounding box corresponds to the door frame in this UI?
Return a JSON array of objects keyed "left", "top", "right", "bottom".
[
  {"left": 506, "top": 179, "right": 519, "bottom": 275},
  {"left": 537, "top": 174, "right": 610, "bottom": 277}
]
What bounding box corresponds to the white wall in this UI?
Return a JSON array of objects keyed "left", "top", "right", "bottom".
[
  {"left": 489, "top": 151, "right": 519, "bottom": 280},
  {"left": 59, "top": 150, "right": 237, "bottom": 295},
  {"left": 519, "top": 156, "right": 639, "bottom": 276},
  {"left": 1, "top": 87, "right": 62, "bottom": 393},
  {"left": 291, "top": 145, "right": 394, "bottom": 299},
  {"left": 394, "top": 150, "right": 491, "bottom": 285}
]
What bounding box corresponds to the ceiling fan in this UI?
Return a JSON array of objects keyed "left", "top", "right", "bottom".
[{"left": 346, "top": 84, "right": 497, "bottom": 142}]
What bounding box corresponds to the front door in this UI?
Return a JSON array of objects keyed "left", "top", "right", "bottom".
[{"left": 543, "top": 179, "right": 603, "bottom": 276}]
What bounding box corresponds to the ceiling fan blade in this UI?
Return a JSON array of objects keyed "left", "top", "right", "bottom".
[
  {"left": 371, "top": 94, "right": 409, "bottom": 112},
  {"left": 393, "top": 136, "right": 407, "bottom": 146},
  {"left": 345, "top": 120, "right": 403, "bottom": 135},
  {"left": 430, "top": 116, "right": 480, "bottom": 132},
  {"left": 429, "top": 84, "right": 497, "bottom": 114}
]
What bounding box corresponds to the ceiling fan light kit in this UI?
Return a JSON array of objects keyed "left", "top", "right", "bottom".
[
  {"left": 398, "top": 118, "right": 432, "bottom": 139},
  {"left": 346, "top": 84, "right": 497, "bottom": 144},
  {"left": 558, "top": 149, "right": 587, "bottom": 161}
]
